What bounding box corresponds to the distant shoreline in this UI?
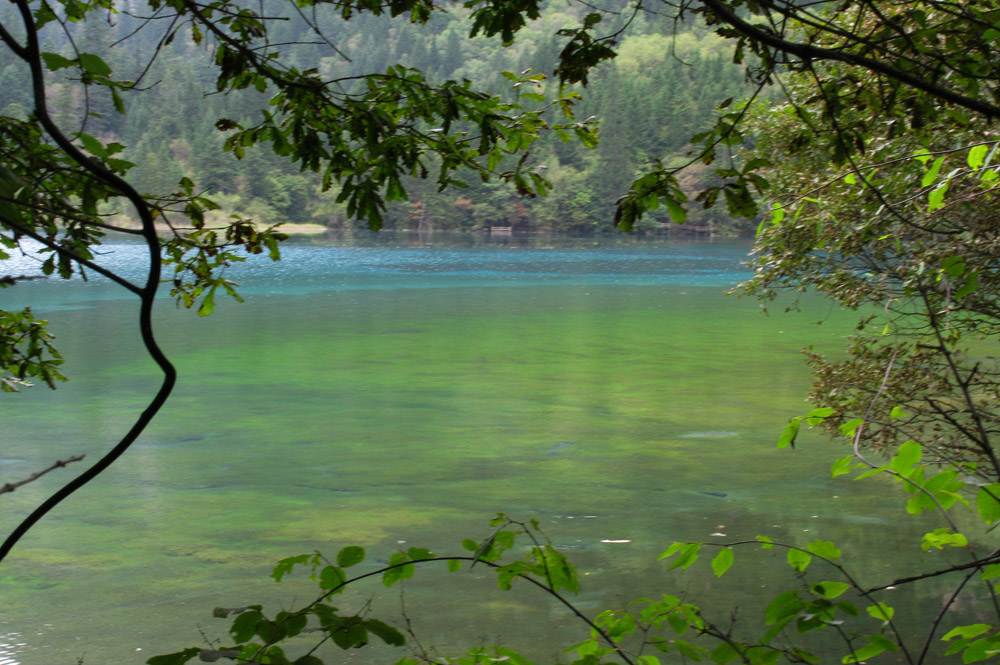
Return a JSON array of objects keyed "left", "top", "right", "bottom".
[
  {"left": 111, "top": 222, "right": 330, "bottom": 236},
  {"left": 109, "top": 223, "right": 750, "bottom": 239}
]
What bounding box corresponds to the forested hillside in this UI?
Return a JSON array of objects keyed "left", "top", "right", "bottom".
[{"left": 0, "top": 1, "right": 754, "bottom": 234}]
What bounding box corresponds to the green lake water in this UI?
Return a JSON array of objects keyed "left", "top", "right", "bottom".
[{"left": 0, "top": 234, "right": 980, "bottom": 664}]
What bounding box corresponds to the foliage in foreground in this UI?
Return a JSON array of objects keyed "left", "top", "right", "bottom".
[
  {"left": 743, "top": 73, "right": 1000, "bottom": 483},
  {"left": 151, "top": 426, "right": 1000, "bottom": 665}
]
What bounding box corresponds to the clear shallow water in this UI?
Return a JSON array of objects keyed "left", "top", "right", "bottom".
[{"left": 0, "top": 234, "right": 964, "bottom": 664}]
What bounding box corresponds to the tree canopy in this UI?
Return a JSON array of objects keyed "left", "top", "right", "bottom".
[{"left": 615, "top": 0, "right": 1000, "bottom": 229}]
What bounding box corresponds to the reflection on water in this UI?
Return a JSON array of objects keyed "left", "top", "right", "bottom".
[
  {"left": 0, "top": 632, "right": 24, "bottom": 665},
  {"left": 0, "top": 234, "right": 962, "bottom": 664}
]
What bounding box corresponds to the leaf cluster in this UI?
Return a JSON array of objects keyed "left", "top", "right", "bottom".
[
  {"left": 740, "top": 63, "right": 1000, "bottom": 478},
  {"left": 611, "top": 0, "right": 1000, "bottom": 231}
]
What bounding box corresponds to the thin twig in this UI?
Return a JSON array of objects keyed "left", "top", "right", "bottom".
[{"left": 0, "top": 455, "right": 85, "bottom": 496}]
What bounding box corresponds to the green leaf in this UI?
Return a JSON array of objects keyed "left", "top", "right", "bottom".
[
  {"left": 806, "top": 541, "right": 840, "bottom": 561},
  {"left": 447, "top": 559, "right": 462, "bottom": 572},
  {"left": 853, "top": 465, "right": 887, "bottom": 481},
  {"left": 382, "top": 551, "right": 415, "bottom": 587},
  {"left": 968, "top": 144, "right": 989, "bottom": 171},
  {"left": 669, "top": 543, "right": 701, "bottom": 570},
  {"left": 836, "top": 601, "right": 859, "bottom": 617},
  {"left": 889, "top": 406, "right": 906, "bottom": 419},
  {"left": 711, "top": 641, "right": 738, "bottom": 665},
  {"left": 666, "top": 612, "right": 688, "bottom": 635},
  {"left": 805, "top": 407, "right": 835, "bottom": 419},
  {"left": 765, "top": 590, "right": 804, "bottom": 626},
  {"left": 711, "top": 547, "right": 734, "bottom": 577},
  {"left": 365, "top": 619, "right": 405, "bottom": 646},
  {"left": 470, "top": 533, "right": 496, "bottom": 567},
  {"left": 866, "top": 602, "right": 895, "bottom": 623},
  {"left": 79, "top": 53, "right": 112, "bottom": 77},
  {"left": 787, "top": 548, "right": 812, "bottom": 573},
  {"left": 810, "top": 581, "right": 850, "bottom": 598},
  {"left": 831, "top": 455, "right": 863, "bottom": 478},
  {"left": 928, "top": 181, "right": 949, "bottom": 211},
  {"left": 197, "top": 288, "right": 216, "bottom": 316},
  {"left": 906, "top": 493, "right": 935, "bottom": 515},
  {"left": 921, "top": 528, "right": 968, "bottom": 551},
  {"left": 959, "top": 635, "right": 1000, "bottom": 663},
  {"left": 770, "top": 202, "right": 785, "bottom": 225},
  {"left": 330, "top": 619, "right": 369, "bottom": 649},
  {"left": 943, "top": 624, "right": 993, "bottom": 641},
  {"left": 76, "top": 132, "right": 107, "bottom": 158},
  {"left": 337, "top": 546, "right": 365, "bottom": 568},
  {"left": 283, "top": 612, "right": 308, "bottom": 638},
  {"left": 756, "top": 535, "right": 774, "bottom": 550},
  {"left": 941, "top": 256, "right": 966, "bottom": 276},
  {"left": 890, "top": 441, "right": 922, "bottom": 474},
  {"left": 977, "top": 485, "right": 1000, "bottom": 525},
  {"left": 664, "top": 195, "right": 686, "bottom": 224},
  {"left": 868, "top": 635, "right": 899, "bottom": 652},
  {"left": 778, "top": 419, "right": 800, "bottom": 449},
  {"left": 271, "top": 554, "right": 312, "bottom": 582},
  {"left": 922, "top": 156, "right": 945, "bottom": 188},
  {"left": 407, "top": 547, "right": 433, "bottom": 560},
  {"left": 40, "top": 52, "right": 75, "bottom": 71},
  {"left": 842, "top": 642, "right": 887, "bottom": 664},
  {"left": 838, "top": 418, "right": 864, "bottom": 437},
  {"left": 955, "top": 271, "right": 980, "bottom": 298},
  {"left": 230, "top": 609, "right": 264, "bottom": 642},
  {"left": 319, "top": 565, "right": 347, "bottom": 590},
  {"left": 385, "top": 177, "right": 407, "bottom": 202}
]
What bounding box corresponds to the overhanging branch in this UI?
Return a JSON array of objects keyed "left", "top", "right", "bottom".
[
  {"left": 699, "top": 0, "right": 1000, "bottom": 121},
  {"left": 0, "top": 0, "right": 178, "bottom": 564}
]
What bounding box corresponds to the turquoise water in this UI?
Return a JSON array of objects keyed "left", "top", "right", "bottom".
[{"left": 0, "top": 234, "right": 960, "bottom": 664}]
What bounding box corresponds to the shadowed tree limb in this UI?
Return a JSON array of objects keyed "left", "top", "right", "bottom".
[
  {"left": 699, "top": 0, "right": 1000, "bottom": 121},
  {"left": 0, "top": 0, "right": 177, "bottom": 564}
]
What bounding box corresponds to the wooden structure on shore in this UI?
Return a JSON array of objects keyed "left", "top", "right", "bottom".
[{"left": 660, "top": 222, "right": 716, "bottom": 239}]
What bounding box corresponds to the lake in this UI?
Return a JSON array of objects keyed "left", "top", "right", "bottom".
[{"left": 0, "top": 233, "right": 964, "bottom": 664}]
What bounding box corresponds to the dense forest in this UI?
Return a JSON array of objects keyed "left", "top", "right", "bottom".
[{"left": 0, "top": 1, "right": 755, "bottom": 234}]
